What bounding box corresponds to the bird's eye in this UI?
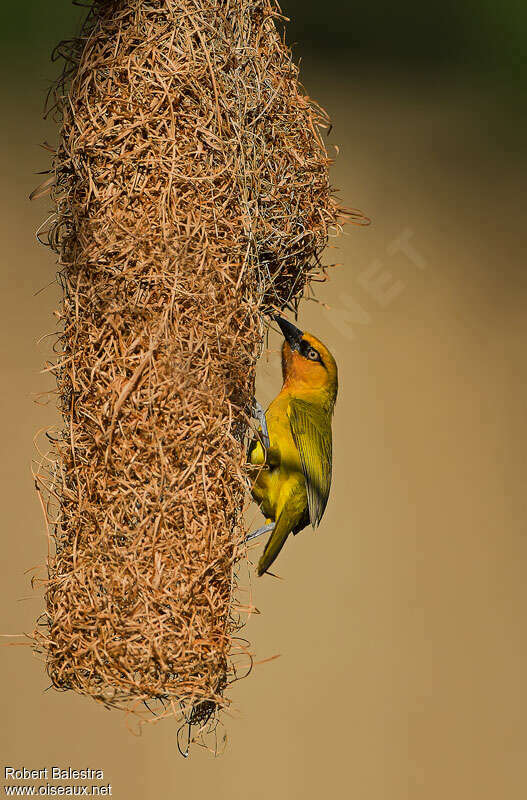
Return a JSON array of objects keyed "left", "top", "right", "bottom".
[{"left": 307, "top": 348, "right": 319, "bottom": 361}]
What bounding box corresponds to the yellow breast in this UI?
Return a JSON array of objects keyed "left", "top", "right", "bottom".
[{"left": 249, "top": 392, "right": 305, "bottom": 521}]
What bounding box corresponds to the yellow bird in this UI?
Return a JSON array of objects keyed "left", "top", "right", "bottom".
[{"left": 248, "top": 316, "right": 338, "bottom": 576}]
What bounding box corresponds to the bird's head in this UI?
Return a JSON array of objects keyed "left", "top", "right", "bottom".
[{"left": 274, "top": 315, "right": 338, "bottom": 406}]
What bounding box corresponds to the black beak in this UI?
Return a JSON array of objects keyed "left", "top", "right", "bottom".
[{"left": 273, "top": 315, "right": 304, "bottom": 351}]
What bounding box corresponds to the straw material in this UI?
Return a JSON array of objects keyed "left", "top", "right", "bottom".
[{"left": 32, "top": 0, "right": 358, "bottom": 731}]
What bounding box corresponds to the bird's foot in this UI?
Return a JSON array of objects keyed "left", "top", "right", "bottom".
[
  {"left": 245, "top": 522, "right": 275, "bottom": 543},
  {"left": 251, "top": 399, "right": 270, "bottom": 449}
]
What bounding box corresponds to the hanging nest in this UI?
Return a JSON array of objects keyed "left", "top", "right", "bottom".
[{"left": 31, "top": 0, "right": 364, "bottom": 736}]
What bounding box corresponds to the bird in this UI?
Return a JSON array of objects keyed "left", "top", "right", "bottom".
[{"left": 247, "top": 315, "right": 338, "bottom": 576}]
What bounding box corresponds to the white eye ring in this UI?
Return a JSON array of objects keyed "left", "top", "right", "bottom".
[{"left": 307, "top": 348, "right": 318, "bottom": 360}]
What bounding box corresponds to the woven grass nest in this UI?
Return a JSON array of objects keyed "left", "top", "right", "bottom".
[{"left": 32, "top": 0, "right": 364, "bottom": 743}]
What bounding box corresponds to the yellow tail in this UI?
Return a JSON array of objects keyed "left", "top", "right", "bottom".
[{"left": 257, "top": 511, "right": 292, "bottom": 576}]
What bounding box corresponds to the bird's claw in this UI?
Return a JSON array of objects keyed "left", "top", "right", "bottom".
[
  {"left": 245, "top": 522, "right": 275, "bottom": 543},
  {"left": 251, "top": 399, "right": 270, "bottom": 449}
]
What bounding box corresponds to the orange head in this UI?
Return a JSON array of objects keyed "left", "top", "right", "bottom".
[{"left": 274, "top": 316, "right": 338, "bottom": 407}]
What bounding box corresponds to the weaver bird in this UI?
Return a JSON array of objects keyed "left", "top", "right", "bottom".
[{"left": 248, "top": 316, "right": 338, "bottom": 576}]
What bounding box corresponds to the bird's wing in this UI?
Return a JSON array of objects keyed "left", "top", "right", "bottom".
[{"left": 288, "top": 398, "right": 332, "bottom": 528}]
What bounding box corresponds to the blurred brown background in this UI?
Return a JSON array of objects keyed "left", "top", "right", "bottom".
[{"left": 1, "top": 2, "right": 526, "bottom": 798}]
